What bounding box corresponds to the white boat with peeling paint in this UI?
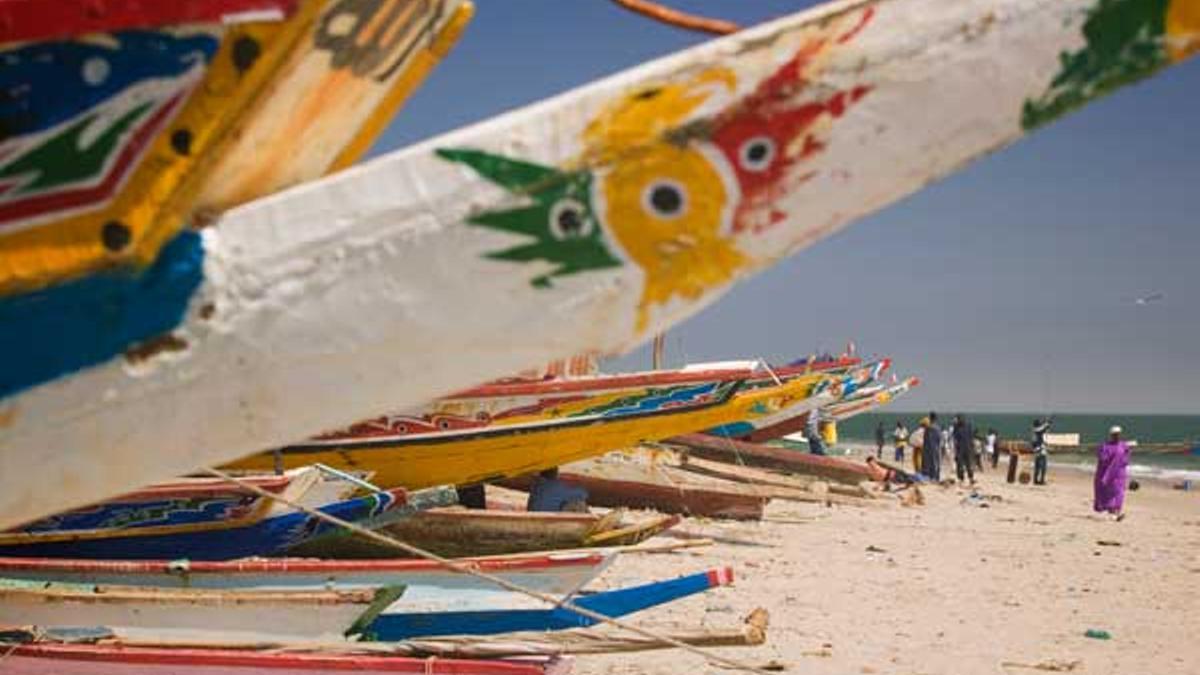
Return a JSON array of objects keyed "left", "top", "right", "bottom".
[
  {"left": 0, "top": 578, "right": 393, "bottom": 641},
  {"left": 1, "top": 0, "right": 1195, "bottom": 529},
  {"left": 0, "top": 550, "right": 615, "bottom": 613}
]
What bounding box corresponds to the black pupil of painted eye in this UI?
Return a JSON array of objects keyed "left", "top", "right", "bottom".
[
  {"left": 747, "top": 141, "right": 769, "bottom": 163},
  {"left": 650, "top": 185, "right": 682, "bottom": 214},
  {"left": 557, "top": 207, "right": 583, "bottom": 235}
]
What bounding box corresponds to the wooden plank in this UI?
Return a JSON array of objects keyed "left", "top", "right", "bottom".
[{"left": 1, "top": 0, "right": 1196, "bottom": 529}]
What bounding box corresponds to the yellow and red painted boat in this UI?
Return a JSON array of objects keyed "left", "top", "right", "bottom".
[{"left": 227, "top": 363, "right": 833, "bottom": 489}]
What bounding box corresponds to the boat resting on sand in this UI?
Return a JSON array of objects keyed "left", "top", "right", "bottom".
[
  {"left": 4, "top": 0, "right": 1196, "bottom": 534},
  {"left": 668, "top": 434, "right": 888, "bottom": 485},
  {"left": 0, "top": 638, "right": 571, "bottom": 675},
  {"left": 0, "top": 488, "right": 412, "bottom": 560},
  {"left": 9, "top": 466, "right": 357, "bottom": 535},
  {"left": 367, "top": 567, "right": 734, "bottom": 640},
  {"left": 289, "top": 508, "right": 680, "bottom": 559},
  {"left": 227, "top": 369, "right": 829, "bottom": 491},
  {"left": 506, "top": 453, "right": 770, "bottom": 521},
  {"left": 0, "top": 578, "right": 401, "bottom": 642},
  {"left": 0, "top": 551, "right": 616, "bottom": 599},
  {"left": 705, "top": 359, "right": 889, "bottom": 440}
]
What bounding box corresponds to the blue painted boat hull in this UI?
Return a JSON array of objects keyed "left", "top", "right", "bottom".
[
  {"left": 366, "top": 567, "right": 732, "bottom": 639},
  {"left": 0, "top": 491, "right": 398, "bottom": 560}
]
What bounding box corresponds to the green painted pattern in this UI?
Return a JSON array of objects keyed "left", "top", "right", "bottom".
[
  {"left": 0, "top": 103, "right": 153, "bottom": 194},
  {"left": 1022, "top": 0, "right": 1171, "bottom": 129},
  {"left": 436, "top": 148, "right": 622, "bottom": 287}
]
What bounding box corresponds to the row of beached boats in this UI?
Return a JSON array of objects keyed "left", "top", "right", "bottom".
[{"left": 1, "top": 352, "right": 916, "bottom": 674}]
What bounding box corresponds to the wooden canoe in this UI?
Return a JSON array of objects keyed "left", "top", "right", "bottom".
[
  {"left": 506, "top": 451, "right": 770, "bottom": 521},
  {"left": 7, "top": 466, "right": 357, "bottom": 535},
  {"left": 4, "top": 0, "right": 1193, "bottom": 532},
  {"left": 0, "top": 578, "right": 398, "bottom": 642},
  {"left": 0, "top": 552, "right": 617, "bottom": 606},
  {"left": 0, "top": 488, "right": 413, "bottom": 560},
  {"left": 368, "top": 567, "right": 734, "bottom": 639},
  {"left": 706, "top": 359, "right": 889, "bottom": 439},
  {"left": 668, "top": 434, "right": 889, "bottom": 485},
  {"left": 289, "top": 507, "right": 680, "bottom": 559},
  {"left": 0, "top": 641, "right": 571, "bottom": 675},
  {"left": 227, "top": 371, "right": 828, "bottom": 491}
]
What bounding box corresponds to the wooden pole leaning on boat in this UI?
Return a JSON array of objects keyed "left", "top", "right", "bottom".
[{"left": 201, "top": 468, "right": 773, "bottom": 675}]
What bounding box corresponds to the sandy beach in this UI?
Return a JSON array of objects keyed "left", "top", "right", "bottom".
[{"left": 577, "top": 462, "right": 1200, "bottom": 675}]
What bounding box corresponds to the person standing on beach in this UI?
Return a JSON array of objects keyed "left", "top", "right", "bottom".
[
  {"left": 911, "top": 419, "right": 926, "bottom": 474},
  {"left": 875, "top": 422, "right": 886, "bottom": 458},
  {"left": 1031, "top": 417, "right": 1054, "bottom": 485},
  {"left": 953, "top": 414, "right": 976, "bottom": 485},
  {"left": 923, "top": 413, "right": 943, "bottom": 481},
  {"left": 893, "top": 421, "right": 909, "bottom": 463},
  {"left": 986, "top": 428, "right": 999, "bottom": 468},
  {"left": 806, "top": 410, "right": 826, "bottom": 456},
  {"left": 1094, "top": 425, "right": 1131, "bottom": 521},
  {"left": 1005, "top": 438, "right": 1020, "bottom": 483}
]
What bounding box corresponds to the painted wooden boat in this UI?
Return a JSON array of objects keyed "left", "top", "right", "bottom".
[
  {"left": 0, "top": 640, "right": 571, "bottom": 675},
  {"left": 821, "top": 376, "right": 920, "bottom": 423},
  {"left": 0, "top": 551, "right": 617, "bottom": 600},
  {"left": 289, "top": 507, "right": 680, "bottom": 559},
  {"left": 0, "top": 487, "right": 409, "bottom": 560},
  {"left": 0, "top": 578, "right": 399, "bottom": 641},
  {"left": 366, "top": 567, "right": 734, "bottom": 639},
  {"left": 706, "top": 359, "right": 889, "bottom": 440},
  {"left": 227, "top": 369, "right": 830, "bottom": 490},
  {"left": 2, "top": 0, "right": 1196, "bottom": 531},
  {"left": 7, "top": 466, "right": 361, "bottom": 535},
  {"left": 669, "top": 433, "right": 889, "bottom": 484},
  {"left": 507, "top": 451, "right": 770, "bottom": 521}
]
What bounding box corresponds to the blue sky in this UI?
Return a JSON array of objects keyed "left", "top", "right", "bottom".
[{"left": 371, "top": 1, "right": 1200, "bottom": 414}]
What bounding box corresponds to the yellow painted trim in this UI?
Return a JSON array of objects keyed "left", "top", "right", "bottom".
[
  {"left": 0, "top": 3, "right": 327, "bottom": 295},
  {"left": 328, "top": 0, "right": 475, "bottom": 172},
  {"left": 228, "top": 373, "right": 829, "bottom": 490}
]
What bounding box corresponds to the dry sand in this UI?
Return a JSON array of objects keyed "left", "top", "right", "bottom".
[{"left": 577, "top": 464, "right": 1200, "bottom": 675}]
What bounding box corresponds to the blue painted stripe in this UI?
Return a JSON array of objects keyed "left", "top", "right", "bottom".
[
  {"left": 705, "top": 421, "right": 756, "bottom": 437},
  {"left": 367, "top": 568, "right": 721, "bottom": 639},
  {"left": 0, "top": 230, "right": 204, "bottom": 399}
]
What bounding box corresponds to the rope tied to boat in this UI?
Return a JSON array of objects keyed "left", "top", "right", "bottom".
[
  {"left": 609, "top": 0, "right": 739, "bottom": 35},
  {"left": 202, "top": 467, "right": 776, "bottom": 674}
]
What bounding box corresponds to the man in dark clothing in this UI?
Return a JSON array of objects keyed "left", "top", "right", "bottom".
[
  {"left": 953, "top": 414, "right": 975, "bottom": 484},
  {"left": 874, "top": 422, "right": 886, "bottom": 458},
  {"left": 1031, "top": 417, "right": 1053, "bottom": 485},
  {"left": 922, "top": 412, "right": 942, "bottom": 481}
]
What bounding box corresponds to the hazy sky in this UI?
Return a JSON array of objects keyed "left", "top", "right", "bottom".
[{"left": 371, "top": 1, "right": 1200, "bottom": 414}]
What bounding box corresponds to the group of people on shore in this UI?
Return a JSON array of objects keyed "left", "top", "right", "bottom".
[
  {"left": 874, "top": 417, "right": 1133, "bottom": 520},
  {"left": 876, "top": 414, "right": 995, "bottom": 485}
]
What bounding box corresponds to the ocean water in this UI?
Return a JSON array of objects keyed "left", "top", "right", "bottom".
[{"left": 839, "top": 412, "right": 1200, "bottom": 482}]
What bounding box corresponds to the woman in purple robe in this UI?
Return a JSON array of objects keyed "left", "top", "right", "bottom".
[{"left": 1094, "top": 425, "right": 1131, "bottom": 521}]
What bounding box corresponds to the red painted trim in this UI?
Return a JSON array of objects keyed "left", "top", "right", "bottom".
[
  {"left": 0, "top": 551, "right": 608, "bottom": 576},
  {"left": 0, "top": 0, "right": 297, "bottom": 44},
  {"left": 450, "top": 357, "right": 860, "bottom": 399},
  {"left": 454, "top": 367, "right": 753, "bottom": 398},
  {"left": 9, "top": 643, "right": 554, "bottom": 674}
]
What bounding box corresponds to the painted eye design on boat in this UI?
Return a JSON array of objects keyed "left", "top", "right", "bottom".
[
  {"left": 548, "top": 198, "right": 592, "bottom": 240},
  {"left": 738, "top": 136, "right": 776, "bottom": 173},
  {"left": 437, "top": 418, "right": 453, "bottom": 430},
  {"left": 642, "top": 180, "right": 687, "bottom": 219}
]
